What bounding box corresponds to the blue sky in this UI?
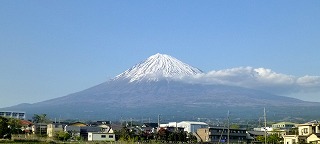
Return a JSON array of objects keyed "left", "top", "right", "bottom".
[{"left": 1, "top": 0, "right": 320, "bottom": 107}]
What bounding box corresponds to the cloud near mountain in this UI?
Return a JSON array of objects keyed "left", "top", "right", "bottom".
[
  {"left": 181, "top": 67, "right": 320, "bottom": 95},
  {"left": 112, "top": 53, "right": 319, "bottom": 99}
]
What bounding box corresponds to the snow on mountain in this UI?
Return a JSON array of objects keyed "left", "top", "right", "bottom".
[{"left": 114, "top": 53, "right": 203, "bottom": 82}]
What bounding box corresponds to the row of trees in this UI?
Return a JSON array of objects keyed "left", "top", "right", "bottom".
[{"left": 115, "top": 127, "right": 197, "bottom": 143}]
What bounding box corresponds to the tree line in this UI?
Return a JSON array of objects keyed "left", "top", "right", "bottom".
[{"left": 114, "top": 127, "right": 197, "bottom": 143}]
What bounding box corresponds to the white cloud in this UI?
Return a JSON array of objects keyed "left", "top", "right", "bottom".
[{"left": 182, "top": 67, "right": 320, "bottom": 97}]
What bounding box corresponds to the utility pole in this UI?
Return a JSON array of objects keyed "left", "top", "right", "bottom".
[
  {"left": 158, "top": 114, "right": 161, "bottom": 131},
  {"left": 227, "top": 110, "right": 230, "bottom": 144},
  {"left": 264, "top": 108, "right": 267, "bottom": 144}
]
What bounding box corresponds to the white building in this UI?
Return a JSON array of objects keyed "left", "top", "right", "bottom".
[
  {"left": 160, "top": 121, "right": 208, "bottom": 133},
  {"left": 272, "top": 122, "right": 296, "bottom": 130},
  {"left": 0, "top": 111, "right": 26, "bottom": 119},
  {"left": 253, "top": 127, "right": 274, "bottom": 132},
  {"left": 178, "top": 121, "right": 208, "bottom": 133},
  {"left": 283, "top": 120, "right": 320, "bottom": 144},
  {"left": 297, "top": 121, "right": 320, "bottom": 136},
  {"left": 88, "top": 132, "right": 115, "bottom": 141}
]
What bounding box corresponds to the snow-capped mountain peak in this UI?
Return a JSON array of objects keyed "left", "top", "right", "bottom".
[{"left": 114, "top": 53, "right": 203, "bottom": 82}]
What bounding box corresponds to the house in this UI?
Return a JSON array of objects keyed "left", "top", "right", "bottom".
[
  {"left": 20, "top": 120, "right": 33, "bottom": 134},
  {"left": 65, "top": 125, "right": 81, "bottom": 139},
  {"left": 81, "top": 126, "right": 105, "bottom": 140},
  {"left": 32, "top": 123, "right": 47, "bottom": 135},
  {"left": 196, "top": 127, "right": 247, "bottom": 143},
  {"left": 297, "top": 120, "right": 320, "bottom": 136},
  {"left": 65, "top": 121, "right": 115, "bottom": 141},
  {"left": 142, "top": 123, "right": 158, "bottom": 134},
  {"left": 283, "top": 135, "right": 307, "bottom": 144},
  {"left": 283, "top": 120, "right": 320, "bottom": 144},
  {"left": 88, "top": 132, "right": 115, "bottom": 141},
  {"left": 47, "top": 123, "right": 67, "bottom": 137},
  {"left": 307, "top": 133, "right": 320, "bottom": 143},
  {"left": 109, "top": 123, "right": 123, "bottom": 132}
]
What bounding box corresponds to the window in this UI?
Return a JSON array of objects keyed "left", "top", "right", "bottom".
[
  {"left": 101, "top": 135, "right": 106, "bottom": 138},
  {"left": 109, "top": 135, "right": 114, "bottom": 138},
  {"left": 303, "top": 128, "right": 308, "bottom": 134}
]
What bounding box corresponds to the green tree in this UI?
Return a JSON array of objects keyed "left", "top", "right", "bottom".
[
  {"left": 0, "top": 116, "right": 10, "bottom": 139},
  {"left": 7, "top": 118, "right": 22, "bottom": 134},
  {"left": 256, "top": 135, "right": 265, "bottom": 142},
  {"left": 32, "top": 114, "right": 50, "bottom": 123},
  {"left": 267, "top": 133, "right": 282, "bottom": 144},
  {"left": 55, "top": 131, "right": 71, "bottom": 141},
  {"left": 116, "top": 127, "right": 138, "bottom": 142},
  {"left": 256, "top": 133, "right": 282, "bottom": 144},
  {"left": 187, "top": 132, "right": 198, "bottom": 143}
]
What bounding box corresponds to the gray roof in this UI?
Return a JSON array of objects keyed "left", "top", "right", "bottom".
[{"left": 247, "top": 131, "right": 266, "bottom": 136}]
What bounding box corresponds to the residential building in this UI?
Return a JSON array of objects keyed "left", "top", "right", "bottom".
[
  {"left": 297, "top": 121, "right": 320, "bottom": 136},
  {"left": 196, "top": 127, "right": 247, "bottom": 143},
  {"left": 283, "top": 135, "right": 307, "bottom": 144},
  {"left": 88, "top": 132, "right": 115, "bottom": 141},
  {"left": 65, "top": 124, "right": 105, "bottom": 141},
  {"left": 80, "top": 126, "right": 103, "bottom": 140},
  {"left": 32, "top": 123, "right": 48, "bottom": 135},
  {"left": 20, "top": 120, "right": 33, "bottom": 134},
  {"left": 65, "top": 125, "right": 81, "bottom": 139},
  {"left": 283, "top": 120, "right": 320, "bottom": 144},
  {"left": 0, "top": 111, "right": 26, "bottom": 119},
  {"left": 47, "top": 123, "right": 67, "bottom": 137},
  {"left": 307, "top": 133, "right": 320, "bottom": 143},
  {"left": 272, "top": 122, "right": 296, "bottom": 130},
  {"left": 142, "top": 123, "right": 158, "bottom": 134}
]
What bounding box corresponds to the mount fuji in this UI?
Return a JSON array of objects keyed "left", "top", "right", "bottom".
[
  {"left": 2, "top": 53, "right": 320, "bottom": 120},
  {"left": 114, "top": 53, "right": 203, "bottom": 82}
]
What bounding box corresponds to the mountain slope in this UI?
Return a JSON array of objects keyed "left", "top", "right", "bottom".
[{"left": 2, "top": 53, "right": 320, "bottom": 120}]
